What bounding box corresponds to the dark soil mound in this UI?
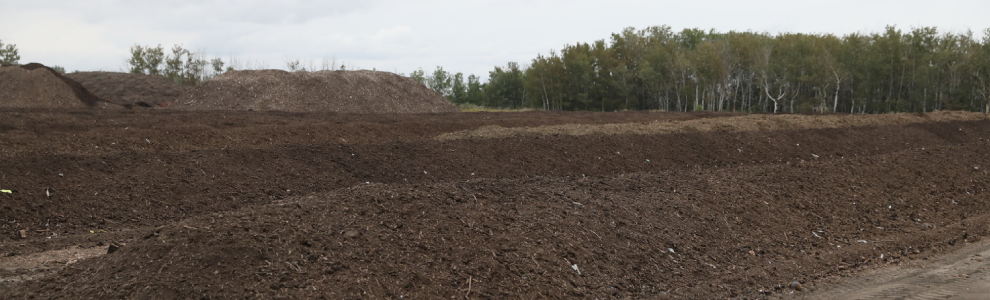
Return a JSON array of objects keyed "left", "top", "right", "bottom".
[
  {"left": 9, "top": 128, "right": 990, "bottom": 298},
  {"left": 65, "top": 71, "right": 188, "bottom": 108},
  {"left": 0, "top": 63, "right": 107, "bottom": 108},
  {"left": 1, "top": 111, "right": 989, "bottom": 298},
  {"left": 177, "top": 69, "right": 458, "bottom": 113}
]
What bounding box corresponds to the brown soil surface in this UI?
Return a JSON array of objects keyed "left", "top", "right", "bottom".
[
  {"left": 438, "top": 110, "right": 988, "bottom": 140},
  {"left": 177, "top": 69, "right": 458, "bottom": 113},
  {"left": 65, "top": 71, "right": 189, "bottom": 108},
  {"left": 0, "top": 63, "right": 115, "bottom": 109},
  {"left": 1, "top": 110, "right": 988, "bottom": 299}
]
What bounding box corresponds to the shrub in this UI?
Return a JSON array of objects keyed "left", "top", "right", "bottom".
[{"left": 0, "top": 39, "right": 20, "bottom": 66}]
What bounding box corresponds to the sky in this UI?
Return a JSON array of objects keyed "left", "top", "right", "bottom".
[{"left": 2, "top": 0, "right": 989, "bottom": 78}]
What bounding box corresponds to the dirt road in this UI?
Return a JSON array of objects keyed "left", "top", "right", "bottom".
[{"left": 789, "top": 238, "right": 990, "bottom": 299}]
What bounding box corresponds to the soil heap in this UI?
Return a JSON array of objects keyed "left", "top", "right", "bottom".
[
  {"left": 65, "top": 71, "right": 188, "bottom": 108},
  {"left": 178, "top": 69, "right": 458, "bottom": 113},
  {"left": 3, "top": 111, "right": 989, "bottom": 298},
  {"left": 0, "top": 63, "right": 104, "bottom": 108}
]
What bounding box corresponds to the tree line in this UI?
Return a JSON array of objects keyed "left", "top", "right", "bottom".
[
  {"left": 422, "top": 25, "right": 990, "bottom": 113},
  {"left": 126, "top": 44, "right": 226, "bottom": 86},
  {"left": 126, "top": 44, "right": 365, "bottom": 85}
]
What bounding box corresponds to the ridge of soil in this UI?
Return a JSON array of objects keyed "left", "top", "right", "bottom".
[
  {"left": 438, "top": 110, "right": 989, "bottom": 140},
  {"left": 8, "top": 67, "right": 457, "bottom": 113},
  {"left": 0, "top": 110, "right": 988, "bottom": 298},
  {"left": 64, "top": 71, "right": 189, "bottom": 108},
  {"left": 177, "top": 69, "right": 458, "bottom": 113},
  {"left": 0, "top": 63, "right": 110, "bottom": 109}
]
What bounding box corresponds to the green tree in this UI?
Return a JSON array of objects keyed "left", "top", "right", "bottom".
[
  {"left": 451, "top": 72, "right": 467, "bottom": 103},
  {"left": 182, "top": 50, "right": 208, "bottom": 85},
  {"left": 0, "top": 39, "right": 21, "bottom": 66},
  {"left": 525, "top": 50, "right": 567, "bottom": 110},
  {"left": 424, "top": 25, "right": 990, "bottom": 113},
  {"left": 426, "top": 66, "right": 452, "bottom": 98},
  {"left": 126, "top": 44, "right": 164, "bottom": 75},
  {"left": 127, "top": 45, "right": 146, "bottom": 74},
  {"left": 484, "top": 62, "right": 527, "bottom": 108},
  {"left": 163, "top": 45, "right": 186, "bottom": 83},
  {"left": 905, "top": 27, "right": 940, "bottom": 112},
  {"left": 156, "top": 45, "right": 210, "bottom": 85},
  {"left": 466, "top": 74, "right": 485, "bottom": 105},
  {"left": 211, "top": 57, "right": 225, "bottom": 76},
  {"left": 409, "top": 68, "right": 426, "bottom": 84},
  {"left": 560, "top": 43, "right": 595, "bottom": 110},
  {"left": 145, "top": 45, "right": 165, "bottom": 76},
  {"left": 125, "top": 44, "right": 220, "bottom": 84},
  {"left": 756, "top": 38, "right": 789, "bottom": 114},
  {"left": 976, "top": 29, "right": 990, "bottom": 113},
  {"left": 819, "top": 34, "right": 848, "bottom": 112}
]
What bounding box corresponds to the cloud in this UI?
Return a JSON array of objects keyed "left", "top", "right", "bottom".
[{"left": 1, "top": 0, "right": 988, "bottom": 77}]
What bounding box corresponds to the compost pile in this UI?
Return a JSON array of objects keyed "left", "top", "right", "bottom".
[
  {"left": 1, "top": 111, "right": 989, "bottom": 299},
  {"left": 179, "top": 69, "right": 458, "bottom": 113},
  {"left": 65, "top": 71, "right": 188, "bottom": 108},
  {"left": 0, "top": 63, "right": 105, "bottom": 109}
]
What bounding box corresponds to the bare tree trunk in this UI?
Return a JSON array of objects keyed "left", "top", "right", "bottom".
[
  {"left": 763, "top": 78, "right": 784, "bottom": 114},
  {"left": 694, "top": 85, "right": 699, "bottom": 110},
  {"left": 545, "top": 77, "right": 551, "bottom": 111},
  {"left": 729, "top": 84, "right": 734, "bottom": 112},
  {"left": 717, "top": 82, "right": 726, "bottom": 112},
  {"left": 664, "top": 89, "right": 670, "bottom": 111},
  {"left": 790, "top": 82, "right": 800, "bottom": 113},
  {"left": 832, "top": 70, "right": 842, "bottom": 113},
  {"left": 818, "top": 82, "right": 830, "bottom": 113}
]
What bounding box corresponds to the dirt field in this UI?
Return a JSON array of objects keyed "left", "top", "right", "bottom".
[{"left": 1, "top": 109, "right": 989, "bottom": 299}]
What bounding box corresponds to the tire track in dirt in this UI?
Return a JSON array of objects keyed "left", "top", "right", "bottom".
[
  {"left": 436, "top": 111, "right": 989, "bottom": 140},
  {"left": 790, "top": 236, "right": 990, "bottom": 299},
  {"left": 0, "top": 245, "right": 107, "bottom": 284}
]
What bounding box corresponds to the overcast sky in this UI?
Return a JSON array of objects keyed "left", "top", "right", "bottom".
[{"left": 2, "top": 0, "right": 988, "bottom": 78}]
